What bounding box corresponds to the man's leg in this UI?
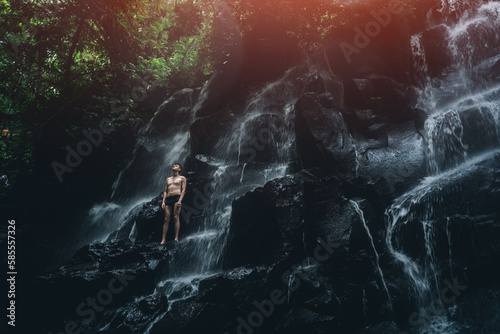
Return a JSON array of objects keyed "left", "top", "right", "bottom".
[
  {"left": 173, "top": 203, "right": 181, "bottom": 242},
  {"left": 161, "top": 206, "right": 172, "bottom": 244}
]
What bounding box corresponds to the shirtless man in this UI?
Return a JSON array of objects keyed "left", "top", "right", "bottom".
[{"left": 160, "top": 163, "right": 186, "bottom": 244}]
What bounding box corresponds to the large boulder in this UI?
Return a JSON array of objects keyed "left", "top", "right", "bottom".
[
  {"left": 355, "top": 121, "right": 426, "bottom": 196},
  {"left": 23, "top": 240, "right": 170, "bottom": 333},
  {"left": 294, "top": 93, "right": 357, "bottom": 174},
  {"left": 224, "top": 169, "right": 394, "bottom": 332},
  {"left": 450, "top": 284, "right": 500, "bottom": 333},
  {"left": 146, "top": 88, "right": 199, "bottom": 138},
  {"left": 425, "top": 106, "right": 500, "bottom": 173},
  {"left": 225, "top": 168, "right": 389, "bottom": 267},
  {"left": 418, "top": 25, "right": 452, "bottom": 78},
  {"left": 342, "top": 77, "right": 410, "bottom": 112},
  {"left": 389, "top": 152, "right": 500, "bottom": 273},
  {"left": 386, "top": 152, "right": 500, "bottom": 328},
  {"left": 149, "top": 300, "right": 228, "bottom": 334},
  {"left": 92, "top": 293, "right": 169, "bottom": 334},
  {"left": 225, "top": 173, "right": 308, "bottom": 268},
  {"left": 190, "top": 107, "right": 237, "bottom": 158}
]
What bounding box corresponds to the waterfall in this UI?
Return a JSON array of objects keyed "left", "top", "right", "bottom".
[
  {"left": 386, "top": 149, "right": 499, "bottom": 333},
  {"left": 416, "top": 1, "right": 500, "bottom": 111},
  {"left": 411, "top": 33, "right": 434, "bottom": 111},
  {"left": 150, "top": 67, "right": 309, "bottom": 314},
  {"left": 386, "top": 1, "right": 500, "bottom": 332},
  {"left": 74, "top": 66, "right": 318, "bottom": 333},
  {"left": 415, "top": 0, "right": 500, "bottom": 175},
  {"left": 74, "top": 89, "right": 198, "bottom": 247},
  {"left": 350, "top": 200, "right": 392, "bottom": 309}
]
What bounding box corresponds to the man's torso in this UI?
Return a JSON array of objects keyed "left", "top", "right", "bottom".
[{"left": 166, "top": 176, "right": 183, "bottom": 197}]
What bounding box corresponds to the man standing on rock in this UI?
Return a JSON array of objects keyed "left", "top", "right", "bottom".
[{"left": 161, "top": 163, "right": 186, "bottom": 244}]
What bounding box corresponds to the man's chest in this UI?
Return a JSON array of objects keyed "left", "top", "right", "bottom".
[{"left": 167, "top": 178, "right": 181, "bottom": 187}]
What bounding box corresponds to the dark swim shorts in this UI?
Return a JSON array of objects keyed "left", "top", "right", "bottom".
[{"left": 164, "top": 195, "right": 180, "bottom": 207}]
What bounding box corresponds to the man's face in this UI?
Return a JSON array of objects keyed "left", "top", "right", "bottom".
[{"left": 172, "top": 164, "right": 181, "bottom": 172}]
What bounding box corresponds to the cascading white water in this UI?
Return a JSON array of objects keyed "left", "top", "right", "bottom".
[
  {"left": 76, "top": 140, "right": 192, "bottom": 246},
  {"left": 411, "top": 34, "right": 434, "bottom": 111},
  {"left": 350, "top": 200, "right": 392, "bottom": 308},
  {"left": 140, "top": 67, "right": 316, "bottom": 332},
  {"left": 416, "top": 1, "right": 500, "bottom": 111},
  {"left": 76, "top": 89, "right": 200, "bottom": 247},
  {"left": 74, "top": 63, "right": 318, "bottom": 333},
  {"left": 386, "top": 1, "right": 500, "bottom": 332},
  {"left": 386, "top": 149, "right": 500, "bottom": 333}
]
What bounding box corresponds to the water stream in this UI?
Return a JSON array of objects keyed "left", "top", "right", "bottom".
[
  {"left": 386, "top": 1, "right": 500, "bottom": 332},
  {"left": 144, "top": 68, "right": 317, "bottom": 332},
  {"left": 72, "top": 2, "right": 500, "bottom": 332},
  {"left": 78, "top": 90, "right": 199, "bottom": 248},
  {"left": 350, "top": 199, "right": 392, "bottom": 308},
  {"left": 82, "top": 67, "right": 318, "bottom": 332}
]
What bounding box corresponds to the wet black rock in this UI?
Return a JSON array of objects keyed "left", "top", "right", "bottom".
[
  {"left": 391, "top": 153, "right": 500, "bottom": 274},
  {"left": 293, "top": 82, "right": 426, "bottom": 198},
  {"left": 225, "top": 171, "right": 316, "bottom": 268},
  {"left": 105, "top": 195, "right": 162, "bottom": 243},
  {"left": 150, "top": 301, "right": 228, "bottom": 334},
  {"left": 147, "top": 88, "right": 199, "bottom": 138},
  {"left": 93, "top": 293, "right": 169, "bottom": 333},
  {"left": 132, "top": 195, "right": 164, "bottom": 242},
  {"left": 342, "top": 77, "right": 410, "bottom": 112},
  {"left": 450, "top": 284, "right": 500, "bottom": 333},
  {"left": 428, "top": 106, "right": 500, "bottom": 172},
  {"left": 355, "top": 121, "right": 426, "bottom": 197},
  {"left": 24, "top": 240, "right": 170, "bottom": 333},
  {"left": 341, "top": 76, "right": 426, "bottom": 140},
  {"left": 190, "top": 107, "right": 237, "bottom": 158},
  {"left": 274, "top": 308, "right": 337, "bottom": 334},
  {"left": 419, "top": 25, "right": 452, "bottom": 78},
  {"left": 226, "top": 165, "right": 391, "bottom": 269},
  {"left": 387, "top": 153, "right": 500, "bottom": 328},
  {"left": 222, "top": 168, "right": 395, "bottom": 332},
  {"left": 359, "top": 321, "right": 400, "bottom": 334},
  {"left": 149, "top": 266, "right": 276, "bottom": 334},
  {"left": 294, "top": 93, "right": 357, "bottom": 174}
]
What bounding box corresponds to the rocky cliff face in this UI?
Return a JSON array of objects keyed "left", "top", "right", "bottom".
[
  {"left": 24, "top": 2, "right": 500, "bottom": 332},
  {"left": 27, "top": 65, "right": 500, "bottom": 333}
]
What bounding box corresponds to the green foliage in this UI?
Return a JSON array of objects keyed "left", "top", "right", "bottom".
[
  {"left": 0, "top": 0, "right": 432, "bottom": 185},
  {"left": 233, "top": 0, "right": 422, "bottom": 50},
  {"left": 234, "top": 0, "right": 345, "bottom": 50},
  {"left": 0, "top": 0, "right": 219, "bottom": 182}
]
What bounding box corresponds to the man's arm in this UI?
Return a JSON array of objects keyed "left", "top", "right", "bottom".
[
  {"left": 162, "top": 178, "right": 169, "bottom": 207},
  {"left": 178, "top": 176, "right": 186, "bottom": 204}
]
